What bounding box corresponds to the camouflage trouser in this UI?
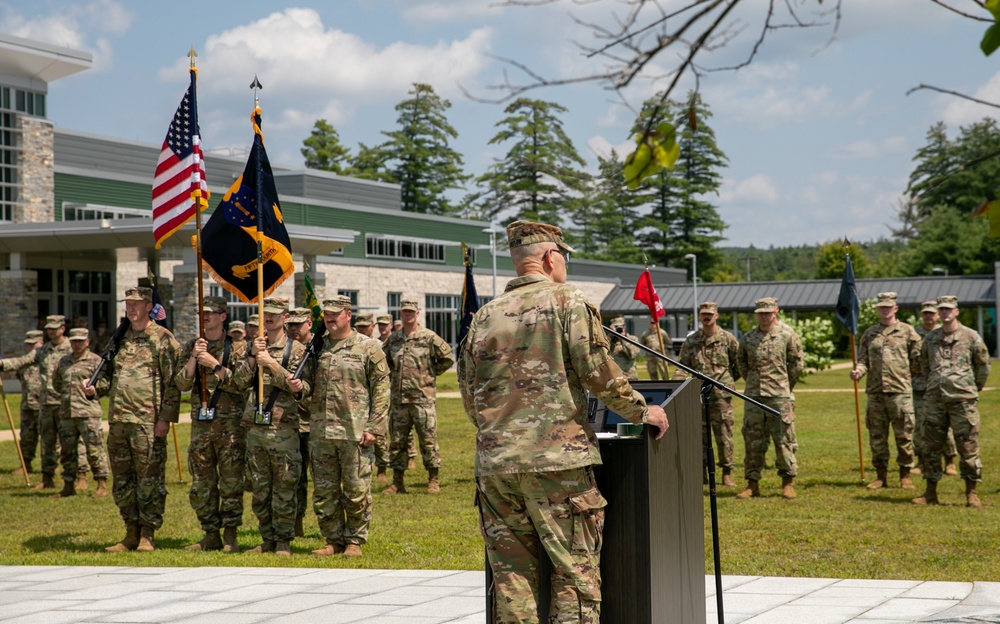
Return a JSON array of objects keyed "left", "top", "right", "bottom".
[
  {"left": 246, "top": 427, "right": 301, "bottom": 542},
  {"left": 913, "top": 390, "right": 957, "bottom": 464},
  {"left": 742, "top": 397, "right": 797, "bottom": 481},
  {"left": 921, "top": 392, "right": 981, "bottom": 483},
  {"left": 703, "top": 395, "right": 735, "bottom": 470},
  {"left": 188, "top": 416, "right": 246, "bottom": 531},
  {"left": 107, "top": 422, "right": 168, "bottom": 530},
  {"left": 310, "top": 437, "right": 374, "bottom": 545},
  {"left": 18, "top": 406, "right": 39, "bottom": 467},
  {"left": 375, "top": 421, "right": 417, "bottom": 469},
  {"left": 38, "top": 405, "right": 60, "bottom": 477},
  {"left": 58, "top": 417, "right": 109, "bottom": 482},
  {"left": 865, "top": 392, "right": 915, "bottom": 470},
  {"left": 296, "top": 430, "right": 310, "bottom": 520},
  {"left": 389, "top": 403, "right": 439, "bottom": 471},
  {"left": 476, "top": 467, "right": 606, "bottom": 624},
  {"left": 647, "top": 357, "right": 669, "bottom": 380}
]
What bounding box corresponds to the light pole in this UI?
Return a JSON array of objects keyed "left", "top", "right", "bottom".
[
  {"left": 482, "top": 225, "right": 498, "bottom": 298},
  {"left": 684, "top": 253, "right": 698, "bottom": 332}
]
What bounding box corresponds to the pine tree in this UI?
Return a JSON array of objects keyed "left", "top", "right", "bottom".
[
  {"left": 300, "top": 119, "right": 352, "bottom": 173},
  {"left": 571, "top": 150, "right": 645, "bottom": 263}
]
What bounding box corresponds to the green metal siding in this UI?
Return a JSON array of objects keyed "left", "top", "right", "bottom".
[{"left": 54, "top": 173, "right": 151, "bottom": 220}]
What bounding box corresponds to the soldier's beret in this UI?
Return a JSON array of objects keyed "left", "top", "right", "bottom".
[
  {"left": 700, "top": 301, "right": 718, "bottom": 313},
  {"left": 24, "top": 330, "right": 43, "bottom": 343},
  {"left": 44, "top": 314, "right": 66, "bottom": 329},
  {"left": 262, "top": 297, "right": 290, "bottom": 314},
  {"left": 322, "top": 296, "right": 352, "bottom": 313},
  {"left": 754, "top": 297, "right": 778, "bottom": 313},
  {"left": 202, "top": 296, "right": 228, "bottom": 313},
  {"left": 287, "top": 307, "right": 312, "bottom": 324},
  {"left": 400, "top": 299, "right": 419, "bottom": 312},
  {"left": 936, "top": 295, "right": 958, "bottom": 309},
  {"left": 506, "top": 220, "right": 576, "bottom": 253},
  {"left": 228, "top": 321, "right": 246, "bottom": 333},
  {"left": 68, "top": 328, "right": 90, "bottom": 341},
  {"left": 376, "top": 314, "right": 393, "bottom": 325},
  {"left": 355, "top": 313, "right": 374, "bottom": 326},
  {"left": 122, "top": 287, "right": 153, "bottom": 303},
  {"left": 875, "top": 292, "right": 898, "bottom": 308},
  {"left": 246, "top": 314, "right": 259, "bottom": 327},
  {"left": 920, "top": 300, "right": 938, "bottom": 313}
]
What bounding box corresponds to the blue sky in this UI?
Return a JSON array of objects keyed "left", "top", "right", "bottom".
[{"left": 5, "top": 0, "right": 998, "bottom": 248}]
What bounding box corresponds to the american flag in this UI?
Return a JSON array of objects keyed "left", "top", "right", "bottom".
[{"left": 152, "top": 69, "right": 208, "bottom": 249}]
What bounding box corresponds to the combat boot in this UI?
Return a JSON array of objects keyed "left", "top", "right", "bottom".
[
  {"left": 376, "top": 466, "right": 387, "bottom": 484},
  {"left": 223, "top": 527, "right": 240, "bottom": 553},
  {"left": 383, "top": 470, "right": 407, "bottom": 495},
  {"left": 247, "top": 540, "right": 276, "bottom": 553},
  {"left": 427, "top": 468, "right": 440, "bottom": 494},
  {"left": 721, "top": 469, "right": 736, "bottom": 488},
  {"left": 311, "top": 541, "right": 344, "bottom": 556},
  {"left": 185, "top": 530, "right": 223, "bottom": 551},
  {"left": 899, "top": 467, "right": 915, "bottom": 490},
  {"left": 408, "top": 457, "right": 416, "bottom": 470},
  {"left": 912, "top": 480, "right": 939, "bottom": 505},
  {"left": 735, "top": 479, "right": 759, "bottom": 499},
  {"left": 13, "top": 464, "right": 32, "bottom": 476},
  {"left": 966, "top": 480, "right": 982, "bottom": 508},
  {"left": 866, "top": 468, "right": 887, "bottom": 489},
  {"left": 92, "top": 478, "right": 108, "bottom": 498},
  {"left": 105, "top": 524, "right": 140, "bottom": 552},
  {"left": 75, "top": 474, "right": 88, "bottom": 492},
  {"left": 294, "top": 515, "right": 304, "bottom": 538},
  {"left": 274, "top": 540, "right": 291, "bottom": 557},
  {"left": 342, "top": 543, "right": 362, "bottom": 557},
  {"left": 136, "top": 526, "right": 156, "bottom": 552},
  {"left": 945, "top": 457, "right": 959, "bottom": 476},
  {"left": 911, "top": 463, "right": 922, "bottom": 475},
  {"left": 32, "top": 474, "right": 55, "bottom": 490},
  {"left": 53, "top": 479, "right": 76, "bottom": 498},
  {"left": 781, "top": 476, "right": 797, "bottom": 500}
]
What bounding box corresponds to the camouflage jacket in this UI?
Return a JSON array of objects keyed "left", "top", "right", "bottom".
[
  {"left": 674, "top": 328, "right": 741, "bottom": 398},
  {"left": 232, "top": 333, "right": 312, "bottom": 430},
  {"left": 37, "top": 340, "right": 72, "bottom": 407},
  {"left": 912, "top": 324, "right": 939, "bottom": 392},
  {"left": 459, "top": 274, "right": 650, "bottom": 476},
  {"left": 94, "top": 323, "right": 182, "bottom": 425},
  {"left": 609, "top": 332, "right": 640, "bottom": 378},
  {"left": 920, "top": 323, "right": 990, "bottom": 401},
  {"left": 855, "top": 321, "right": 921, "bottom": 394},
  {"left": 640, "top": 327, "right": 672, "bottom": 354},
  {"left": 176, "top": 335, "right": 247, "bottom": 419},
  {"left": 305, "top": 331, "right": 390, "bottom": 442},
  {"left": 737, "top": 323, "right": 804, "bottom": 398},
  {"left": 1, "top": 349, "right": 42, "bottom": 410},
  {"left": 384, "top": 326, "right": 454, "bottom": 406},
  {"left": 52, "top": 351, "right": 102, "bottom": 419}
]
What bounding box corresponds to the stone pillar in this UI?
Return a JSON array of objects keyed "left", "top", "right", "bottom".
[
  {"left": 172, "top": 249, "right": 202, "bottom": 346},
  {"left": 0, "top": 269, "right": 38, "bottom": 357},
  {"left": 17, "top": 116, "right": 54, "bottom": 223},
  {"left": 294, "top": 255, "right": 327, "bottom": 307}
]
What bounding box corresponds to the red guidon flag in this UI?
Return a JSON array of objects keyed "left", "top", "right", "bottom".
[{"left": 633, "top": 269, "right": 665, "bottom": 321}]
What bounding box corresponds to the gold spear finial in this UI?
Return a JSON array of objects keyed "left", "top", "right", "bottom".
[{"left": 188, "top": 47, "right": 197, "bottom": 69}]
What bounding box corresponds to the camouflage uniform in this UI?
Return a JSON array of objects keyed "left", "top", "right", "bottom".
[
  {"left": 233, "top": 329, "right": 312, "bottom": 544},
  {"left": 177, "top": 334, "right": 247, "bottom": 533},
  {"left": 460, "top": 221, "right": 653, "bottom": 624},
  {"left": 674, "top": 325, "right": 741, "bottom": 471},
  {"left": 608, "top": 328, "right": 640, "bottom": 380},
  {"left": 737, "top": 306, "right": 804, "bottom": 482},
  {"left": 914, "top": 321, "right": 957, "bottom": 463},
  {"left": 383, "top": 316, "right": 454, "bottom": 472},
  {"left": 52, "top": 340, "right": 109, "bottom": 483},
  {"left": 287, "top": 307, "right": 314, "bottom": 534},
  {"left": 640, "top": 325, "right": 672, "bottom": 380},
  {"left": 919, "top": 321, "right": 990, "bottom": 484},
  {"left": 93, "top": 314, "right": 182, "bottom": 532},
  {"left": 1, "top": 332, "right": 44, "bottom": 471},
  {"left": 305, "top": 327, "right": 389, "bottom": 548}
]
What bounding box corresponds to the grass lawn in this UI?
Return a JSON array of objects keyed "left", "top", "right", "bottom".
[{"left": 1, "top": 364, "right": 1000, "bottom": 580}]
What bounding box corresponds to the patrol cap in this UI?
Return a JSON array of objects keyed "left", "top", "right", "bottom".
[
  {"left": 122, "top": 287, "right": 153, "bottom": 302},
  {"left": 699, "top": 301, "right": 718, "bottom": 313},
  {"left": 202, "top": 296, "right": 228, "bottom": 314},
  {"left": 506, "top": 220, "right": 576, "bottom": 253},
  {"left": 936, "top": 295, "right": 958, "bottom": 310},
  {"left": 754, "top": 297, "right": 778, "bottom": 313},
  {"left": 376, "top": 314, "right": 393, "bottom": 325},
  {"left": 875, "top": 292, "right": 898, "bottom": 308},
  {"left": 228, "top": 320, "right": 246, "bottom": 333},
  {"left": 355, "top": 313, "right": 374, "bottom": 326},
  {"left": 247, "top": 314, "right": 259, "bottom": 327},
  {"left": 920, "top": 300, "right": 938, "bottom": 313},
  {"left": 68, "top": 327, "right": 90, "bottom": 341},
  {"left": 24, "top": 330, "right": 43, "bottom": 344},
  {"left": 44, "top": 314, "right": 66, "bottom": 329},
  {"left": 322, "top": 295, "right": 352, "bottom": 313},
  {"left": 609, "top": 316, "right": 625, "bottom": 327},
  {"left": 262, "top": 297, "right": 289, "bottom": 314},
  {"left": 400, "top": 299, "right": 419, "bottom": 312},
  {"left": 287, "top": 307, "right": 312, "bottom": 324}
]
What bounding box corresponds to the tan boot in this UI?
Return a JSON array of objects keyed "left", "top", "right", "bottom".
[
  {"left": 185, "top": 530, "right": 223, "bottom": 551},
  {"left": 912, "top": 479, "right": 939, "bottom": 505},
  {"left": 408, "top": 457, "right": 416, "bottom": 470},
  {"left": 105, "top": 524, "right": 140, "bottom": 552},
  {"left": 75, "top": 474, "right": 88, "bottom": 492},
  {"left": 53, "top": 479, "right": 76, "bottom": 498},
  {"left": 311, "top": 542, "right": 344, "bottom": 556},
  {"left": 735, "top": 479, "right": 759, "bottom": 499},
  {"left": 13, "top": 465, "right": 32, "bottom": 476},
  {"left": 427, "top": 468, "right": 440, "bottom": 494},
  {"left": 223, "top": 527, "right": 240, "bottom": 553},
  {"left": 294, "top": 515, "right": 304, "bottom": 538},
  {"left": 911, "top": 464, "right": 922, "bottom": 475},
  {"left": 32, "top": 474, "right": 55, "bottom": 490},
  {"left": 866, "top": 468, "right": 887, "bottom": 490},
  {"left": 376, "top": 466, "right": 387, "bottom": 484},
  {"left": 721, "top": 469, "right": 736, "bottom": 488},
  {"left": 342, "top": 543, "right": 362, "bottom": 557},
  {"left": 274, "top": 540, "right": 291, "bottom": 557},
  {"left": 945, "top": 457, "right": 959, "bottom": 476},
  {"left": 136, "top": 526, "right": 156, "bottom": 552},
  {"left": 966, "top": 480, "right": 982, "bottom": 508},
  {"left": 247, "top": 540, "right": 276, "bottom": 553},
  {"left": 383, "top": 470, "right": 407, "bottom": 495},
  {"left": 781, "top": 476, "right": 797, "bottom": 500},
  {"left": 899, "top": 467, "right": 915, "bottom": 490},
  {"left": 92, "top": 478, "right": 109, "bottom": 498}
]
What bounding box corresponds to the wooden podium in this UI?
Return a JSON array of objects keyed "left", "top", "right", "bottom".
[{"left": 486, "top": 379, "right": 705, "bottom": 624}]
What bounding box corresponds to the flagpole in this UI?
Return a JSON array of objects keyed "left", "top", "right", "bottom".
[
  {"left": 643, "top": 256, "right": 669, "bottom": 373},
  {"left": 844, "top": 241, "right": 865, "bottom": 483},
  {"left": 189, "top": 49, "right": 209, "bottom": 423},
  {"left": 251, "top": 77, "right": 266, "bottom": 420}
]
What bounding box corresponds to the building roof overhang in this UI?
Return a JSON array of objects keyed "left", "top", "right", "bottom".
[{"left": 0, "top": 33, "right": 92, "bottom": 86}]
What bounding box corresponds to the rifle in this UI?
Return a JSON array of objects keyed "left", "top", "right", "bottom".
[
  {"left": 292, "top": 322, "right": 326, "bottom": 380},
  {"left": 87, "top": 317, "right": 130, "bottom": 388}
]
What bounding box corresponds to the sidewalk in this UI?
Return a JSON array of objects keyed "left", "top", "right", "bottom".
[{"left": 1, "top": 565, "right": 998, "bottom": 623}]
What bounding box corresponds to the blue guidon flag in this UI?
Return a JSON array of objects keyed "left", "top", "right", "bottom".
[{"left": 834, "top": 254, "right": 860, "bottom": 336}]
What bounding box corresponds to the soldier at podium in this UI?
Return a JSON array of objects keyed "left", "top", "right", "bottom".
[{"left": 459, "top": 219, "right": 669, "bottom": 624}]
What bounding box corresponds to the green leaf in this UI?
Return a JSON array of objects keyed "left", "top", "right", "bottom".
[
  {"left": 982, "top": 23, "right": 1000, "bottom": 56},
  {"left": 987, "top": 0, "right": 1000, "bottom": 20},
  {"left": 622, "top": 122, "right": 679, "bottom": 189}
]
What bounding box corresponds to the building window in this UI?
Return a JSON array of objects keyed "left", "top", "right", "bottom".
[
  {"left": 62, "top": 203, "right": 147, "bottom": 221},
  {"left": 337, "top": 289, "right": 359, "bottom": 309},
  {"left": 366, "top": 234, "right": 445, "bottom": 263},
  {"left": 0, "top": 111, "right": 16, "bottom": 222},
  {"left": 387, "top": 291, "right": 402, "bottom": 319},
  {"left": 425, "top": 293, "right": 460, "bottom": 347}
]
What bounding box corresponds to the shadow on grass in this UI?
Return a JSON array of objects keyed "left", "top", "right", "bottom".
[{"left": 23, "top": 532, "right": 102, "bottom": 553}]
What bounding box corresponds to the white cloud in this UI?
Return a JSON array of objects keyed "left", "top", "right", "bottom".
[
  {"left": 825, "top": 136, "right": 907, "bottom": 160},
  {"left": 719, "top": 174, "right": 779, "bottom": 204},
  {"left": 940, "top": 70, "right": 1000, "bottom": 126}
]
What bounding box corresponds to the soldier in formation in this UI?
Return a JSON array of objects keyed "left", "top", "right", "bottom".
[
  {"left": 850, "top": 292, "right": 921, "bottom": 490},
  {"left": 674, "top": 301, "right": 741, "bottom": 487},
  {"left": 640, "top": 319, "right": 672, "bottom": 379},
  {"left": 0, "top": 330, "right": 44, "bottom": 475},
  {"left": 286, "top": 307, "right": 315, "bottom": 538},
  {"left": 228, "top": 320, "right": 246, "bottom": 342},
  {"left": 33, "top": 315, "right": 72, "bottom": 490},
  {"left": 377, "top": 314, "right": 393, "bottom": 344},
  {"left": 607, "top": 316, "right": 640, "bottom": 380},
  {"left": 354, "top": 313, "right": 376, "bottom": 338},
  {"left": 912, "top": 300, "right": 958, "bottom": 476},
  {"left": 245, "top": 314, "right": 259, "bottom": 342},
  {"left": 913, "top": 296, "right": 991, "bottom": 508},
  {"left": 736, "top": 297, "right": 804, "bottom": 500}
]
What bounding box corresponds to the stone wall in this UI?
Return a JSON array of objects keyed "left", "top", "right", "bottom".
[
  {"left": 17, "top": 117, "right": 54, "bottom": 223},
  {"left": 0, "top": 270, "right": 38, "bottom": 357}
]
